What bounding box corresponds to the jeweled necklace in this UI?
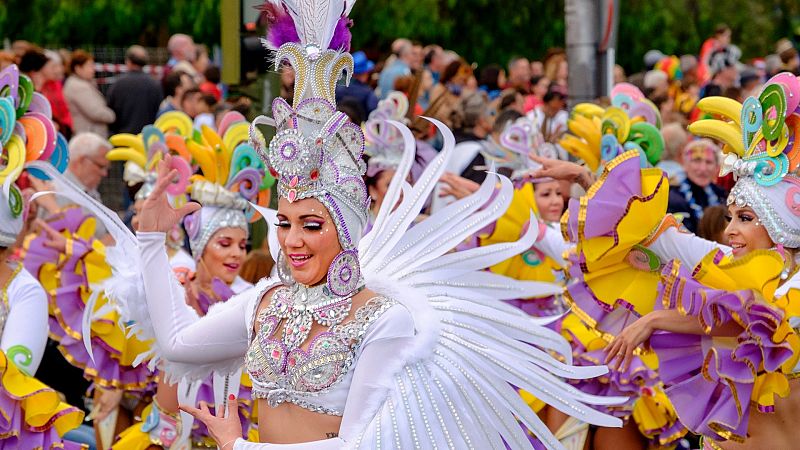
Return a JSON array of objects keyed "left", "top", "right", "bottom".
[
  {"left": 678, "top": 178, "right": 719, "bottom": 220},
  {"left": 268, "top": 282, "right": 362, "bottom": 351}
]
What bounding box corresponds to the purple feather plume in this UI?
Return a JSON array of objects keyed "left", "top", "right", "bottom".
[
  {"left": 329, "top": 17, "right": 353, "bottom": 52},
  {"left": 260, "top": 2, "right": 299, "bottom": 49}
]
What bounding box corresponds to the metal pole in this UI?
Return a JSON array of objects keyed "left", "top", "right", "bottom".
[{"left": 566, "top": 0, "right": 599, "bottom": 105}]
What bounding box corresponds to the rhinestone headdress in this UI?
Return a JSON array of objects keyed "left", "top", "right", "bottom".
[
  {"left": 690, "top": 72, "right": 800, "bottom": 247},
  {"left": 0, "top": 65, "right": 68, "bottom": 246},
  {"left": 488, "top": 115, "right": 561, "bottom": 179},
  {"left": 180, "top": 112, "right": 273, "bottom": 258},
  {"left": 251, "top": 0, "right": 368, "bottom": 251},
  {"left": 364, "top": 92, "right": 408, "bottom": 177},
  {"left": 560, "top": 83, "right": 665, "bottom": 172}
]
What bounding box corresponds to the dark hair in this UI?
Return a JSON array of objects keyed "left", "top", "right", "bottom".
[
  {"left": 478, "top": 64, "right": 502, "bottom": 91},
  {"left": 714, "top": 24, "right": 731, "bottom": 36},
  {"left": 19, "top": 48, "right": 48, "bottom": 73},
  {"left": 498, "top": 89, "right": 521, "bottom": 111},
  {"left": 163, "top": 70, "right": 188, "bottom": 97},
  {"left": 337, "top": 97, "right": 365, "bottom": 125},
  {"left": 492, "top": 109, "right": 522, "bottom": 134},
  {"left": 181, "top": 87, "right": 202, "bottom": 103},
  {"left": 440, "top": 60, "right": 462, "bottom": 85},
  {"left": 204, "top": 65, "right": 221, "bottom": 84},
  {"left": 530, "top": 75, "right": 546, "bottom": 86},
  {"left": 697, "top": 205, "right": 728, "bottom": 244},
  {"left": 69, "top": 49, "right": 93, "bottom": 74},
  {"left": 200, "top": 93, "right": 217, "bottom": 108},
  {"left": 543, "top": 89, "right": 566, "bottom": 103},
  {"left": 423, "top": 46, "right": 439, "bottom": 66}
]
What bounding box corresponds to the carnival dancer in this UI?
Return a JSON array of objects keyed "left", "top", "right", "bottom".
[
  {"left": 113, "top": 112, "right": 269, "bottom": 449},
  {"left": 0, "top": 63, "right": 85, "bottom": 448},
  {"left": 49, "top": 1, "right": 631, "bottom": 449},
  {"left": 597, "top": 72, "right": 800, "bottom": 450},
  {"left": 538, "top": 85, "right": 689, "bottom": 450},
  {"left": 23, "top": 110, "right": 200, "bottom": 449},
  {"left": 363, "top": 91, "right": 436, "bottom": 228}
]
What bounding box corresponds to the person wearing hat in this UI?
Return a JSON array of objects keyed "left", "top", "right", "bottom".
[{"left": 334, "top": 50, "right": 378, "bottom": 121}]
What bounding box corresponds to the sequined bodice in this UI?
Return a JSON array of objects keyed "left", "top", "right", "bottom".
[{"left": 246, "top": 286, "right": 397, "bottom": 416}]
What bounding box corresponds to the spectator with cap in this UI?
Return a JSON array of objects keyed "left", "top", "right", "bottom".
[
  {"left": 776, "top": 38, "right": 799, "bottom": 75},
  {"left": 63, "top": 50, "right": 116, "bottom": 137},
  {"left": 378, "top": 39, "right": 414, "bottom": 99},
  {"left": 107, "top": 46, "right": 164, "bottom": 134},
  {"left": 335, "top": 50, "right": 378, "bottom": 119}
]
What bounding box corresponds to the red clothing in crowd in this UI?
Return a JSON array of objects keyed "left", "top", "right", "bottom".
[
  {"left": 40, "top": 80, "right": 73, "bottom": 135},
  {"left": 199, "top": 81, "right": 222, "bottom": 102}
]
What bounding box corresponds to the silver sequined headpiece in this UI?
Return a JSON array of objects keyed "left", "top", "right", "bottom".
[
  {"left": 251, "top": 0, "right": 368, "bottom": 251},
  {"left": 364, "top": 92, "right": 408, "bottom": 177},
  {"left": 692, "top": 72, "right": 800, "bottom": 248}
]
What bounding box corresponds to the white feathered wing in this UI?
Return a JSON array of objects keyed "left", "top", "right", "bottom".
[{"left": 344, "top": 120, "right": 624, "bottom": 450}]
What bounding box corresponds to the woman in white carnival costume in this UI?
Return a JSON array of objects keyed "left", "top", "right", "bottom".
[{"left": 55, "top": 1, "right": 632, "bottom": 449}]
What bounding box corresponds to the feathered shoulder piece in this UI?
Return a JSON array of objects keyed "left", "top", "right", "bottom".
[{"left": 560, "top": 83, "right": 664, "bottom": 172}]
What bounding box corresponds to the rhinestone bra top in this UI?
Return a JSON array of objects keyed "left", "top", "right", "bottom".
[{"left": 246, "top": 285, "right": 397, "bottom": 416}]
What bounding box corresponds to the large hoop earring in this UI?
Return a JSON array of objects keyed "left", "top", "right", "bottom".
[
  {"left": 326, "top": 249, "right": 362, "bottom": 297},
  {"left": 276, "top": 251, "right": 295, "bottom": 286}
]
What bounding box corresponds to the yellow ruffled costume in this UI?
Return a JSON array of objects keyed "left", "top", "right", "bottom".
[
  {"left": 558, "top": 151, "right": 685, "bottom": 444},
  {"left": 22, "top": 208, "right": 155, "bottom": 392},
  {"left": 0, "top": 346, "right": 84, "bottom": 445}
]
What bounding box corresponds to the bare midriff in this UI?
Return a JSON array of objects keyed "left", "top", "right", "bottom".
[
  {"left": 717, "top": 379, "right": 800, "bottom": 450},
  {"left": 258, "top": 402, "right": 343, "bottom": 443}
]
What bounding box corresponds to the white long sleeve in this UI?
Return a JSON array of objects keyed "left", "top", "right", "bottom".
[
  {"left": 138, "top": 231, "right": 252, "bottom": 365},
  {"left": 3, "top": 267, "right": 48, "bottom": 375},
  {"left": 647, "top": 226, "right": 730, "bottom": 268}
]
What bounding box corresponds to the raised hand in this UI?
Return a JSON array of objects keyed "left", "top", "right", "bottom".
[
  {"left": 180, "top": 395, "right": 243, "bottom": 450},
  {"left": 35, "top": 219, "right": 67, "bottom": 253},
  {"left": 439, "top": 172, "right": 480, "bottom": 199},
  {"left": 137, "top": 154, "right": 200, "bottom": 233},
  {"left": 527, "top": 155, "right": 595, "bottom": 189}
]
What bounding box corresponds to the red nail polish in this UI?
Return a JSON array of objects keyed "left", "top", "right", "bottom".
[{"left": 229, "top": 394, "right": 235, "bottom": 400}]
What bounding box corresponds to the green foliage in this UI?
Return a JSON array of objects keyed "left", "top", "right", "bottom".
[
  {"left": 1, "top": 0, "right": 220, "bottom": 48},
  {"left": 1, "top": 0, "right": 797, "bottom": 74}
]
